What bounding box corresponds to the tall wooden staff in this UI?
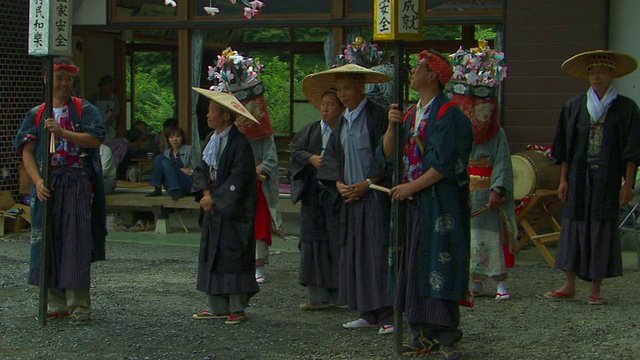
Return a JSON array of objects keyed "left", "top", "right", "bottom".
[
  {"left": 38, "top": 57, "right": 55, "bottom": 328},
  {"left": 28, "top": 0, "right": 74, "bottom": 327},
  {"left": 374, "top": 0, "right": 423, "bottom": 355}
]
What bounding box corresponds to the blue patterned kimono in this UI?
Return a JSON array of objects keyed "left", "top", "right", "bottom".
[
  {"left": 13, "top": 97, "right": 107, "bottom": 287},
  {"left": 394, "top": 93, "right": 473, "bottom": 301}
]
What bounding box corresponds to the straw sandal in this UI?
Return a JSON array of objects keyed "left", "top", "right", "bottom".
[
  {"left": 192, "top": 310, "right": 228, "bottom": 319},
  {"left": 225, "top": 313, "right": 247, "bottom": 325}
]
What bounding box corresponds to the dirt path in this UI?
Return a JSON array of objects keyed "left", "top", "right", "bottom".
[{"left": 1, "top": 233, "right": 639, "bottom": 359}]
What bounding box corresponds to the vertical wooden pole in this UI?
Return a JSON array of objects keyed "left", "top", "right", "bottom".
[
  {"left": 38, "top": 55, "right": 54, "bottom": 327},
  {"left": 393, "top": 41, "right": 406, "bottom": 355}
]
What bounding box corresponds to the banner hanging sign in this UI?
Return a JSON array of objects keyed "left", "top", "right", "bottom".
[
  {"left": 28, "top": 0, "right": 73, "bottom": 56},
  {"left": 373, "top": 0, "right": 423, "bottom": 41}
]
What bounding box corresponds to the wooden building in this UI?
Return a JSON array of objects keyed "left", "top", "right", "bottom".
[{"left": 1, "top": 0, "right": 638, "bottom": 197}]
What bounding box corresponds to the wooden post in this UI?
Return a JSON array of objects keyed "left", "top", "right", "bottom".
[{"left": 374, "top": 0, "right": 423, "bottom": 354}]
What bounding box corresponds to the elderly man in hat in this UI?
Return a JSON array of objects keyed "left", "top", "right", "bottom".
[
  {"left": 544, "top": 50, "right": 640, "bottom": 305},
  {"left": 190, "top": 88, "right": 261, "bottom": 325},
  {"left": 312, "top": 64, "right": 395, "bottom": 335},
  {"left": 291, "top": 87, "right": 345, "bottom": 310},
  {"left": 383, "top": 50, "right": 473, "bottom": 358}
]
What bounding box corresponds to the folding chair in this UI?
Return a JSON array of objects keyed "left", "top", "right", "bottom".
[{"left": 618, "top": 193, "right": 640, "bottom": 270}]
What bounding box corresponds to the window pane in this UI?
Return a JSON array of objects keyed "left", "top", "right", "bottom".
[
  {"left": 475, "top": 25, "right": 499, "bottom": 40},
  {"left": 115, "top": 0, "right": 177, "bottom": 18},
  {"left": 295, "top": 54, "right": 327, "bottom": 101},
  {"left": 423, "top": 25, "right": 462, "bottom": 40},
  {"left": 132, "top": 52, "right": 176, "bottom": 133},
  {"left": 295, "top": 28, "right": 330, "bottom": 42},
  {"left": 348, "top": 0, "right": 372, "bottom": 13},
  {"left": 244, "top": 28, "right": 292, "bottom": 43},
  {"left": 261, "top": 0, "right": 332, "bottom": 14},
  {"left": 294, "top": 103, "right": 320, "bottom": 133},
  {"left": 255, "top": 52, "right": 292, "bottom": 136}
]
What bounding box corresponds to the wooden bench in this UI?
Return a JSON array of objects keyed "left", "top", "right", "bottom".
[
  {"left": 106, "top": 181, "right": 300, "bottom": 234},
  {"left": 105, "top": 191, "right": 200, "bottom": 234}
]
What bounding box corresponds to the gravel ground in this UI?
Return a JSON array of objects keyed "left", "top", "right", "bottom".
[{"left": 1, "top": 231, "right": 640, "bottom": 360}]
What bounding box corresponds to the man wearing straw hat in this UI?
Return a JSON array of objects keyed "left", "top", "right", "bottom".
[
  {"left": 544, "top": 50, "right": 640, "bottom": 305},
  {"left": 190, "top": 88, "right": 261, "bottom": 325},
  {"left": 291, "top": 87, "right": 345, "bottom": 310},
  {"left": 384, "top": 50, "right": 472, "bottom": 358},
  {"left": 311, "top": 64, "right": 395, "bottom": 335}
]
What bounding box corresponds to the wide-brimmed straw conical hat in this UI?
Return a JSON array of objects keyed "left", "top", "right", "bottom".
[
  {"left": 561, "top": 50, "right": 637, "bottom": 79},
  {"left": 302, "top": 77, "right": 338, "bottom": 110},
  {"left": 192, "top": 87, "right": 259, "bottom": 124},
  {"left": 302, "top": 64, "right": 392, "bottom": 109}
]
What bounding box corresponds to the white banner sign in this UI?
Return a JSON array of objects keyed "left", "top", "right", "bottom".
[
  {"left": 399, "top": 0, "right": 420, "bottom": 35},
  {"left": 28, "top": 0, "right": 73, "bottom": 56}
]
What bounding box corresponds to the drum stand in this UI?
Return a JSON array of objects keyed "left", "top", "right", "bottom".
[{"left": 515, "top": 189, "right": 563, "bottom": 267}]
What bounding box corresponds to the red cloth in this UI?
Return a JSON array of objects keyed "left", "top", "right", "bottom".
[
  {"left": 452, "top": 94, "right": 500, "bottom": 144},
  {"left": 503, "top": 243, "right": 515, "bottom": 268},
  {"left": 419, "top": 50, "right": 453, "bottom": 85},
  {"left": 469, "top": 165, "right": 493, "bottom": 178},
  {"left": 236, "top": 94, "right": 274, "bottom": 141},
  {"left": 255, "top": 181, "right": 272, "bottom": 246}
]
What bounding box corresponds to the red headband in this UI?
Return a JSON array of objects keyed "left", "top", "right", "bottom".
[
  {"left": 419, "top": 50, "right": 453, "bottom": 85},
  {"left": 53, "top": 63, "right": 80, "bottom": 75}
]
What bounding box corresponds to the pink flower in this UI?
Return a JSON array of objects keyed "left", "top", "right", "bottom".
[
  {"left": 249, "top": 0, "right": 265, "bottom": 10},
  {"left": 228, "top": 0, "right": 237, "bottom": 4},
  {"left": 243, "top": 6, "right": 259, "bottom": 19},
  {"left": 216, "top": 55, "right": 226, "bottom": 68}
]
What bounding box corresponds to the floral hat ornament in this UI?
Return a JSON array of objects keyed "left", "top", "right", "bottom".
[
  {"left": 449, "top": 39, "right": 508, "bottom": 88},
  {"left": 206, "top": 47, "right": 273, "bottom": 141},
  {"left": 164, "top": 0, "right": 265, "bottom": 20},
  {"left": 208, "top": 47, "right": 263, "bottom": 94},
  {"left": 335, "top": 37, "right": 384, "bottom": 68},
  {"left": 448, "top": 41, "right": 507, "bottom": 145}
]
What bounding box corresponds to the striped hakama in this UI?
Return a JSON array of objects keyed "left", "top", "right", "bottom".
[
  {"left": 28, "top": 168, "right": 93, "bottom": 289},
  {"left": 396, "top": 203, "right": 462, "bottom": 344}
]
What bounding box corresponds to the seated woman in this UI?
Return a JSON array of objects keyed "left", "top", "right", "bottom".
[{"left": 146, "top": 126, "right": 196, "bottom": 200}]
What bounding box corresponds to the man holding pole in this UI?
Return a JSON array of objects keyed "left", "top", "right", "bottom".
[
  {"left": 14, "top": 57, "right": 107, "bottom": 325},
  {"left": 383, "top": 50, "right": 472, "bottom": 358}
]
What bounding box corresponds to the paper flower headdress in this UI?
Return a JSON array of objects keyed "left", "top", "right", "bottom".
[
  {"left": 335, "top": 37, "right": 384, "bottom": 68},
  {"left": 449, "top": 39, "right": 508, "bottom": 87},
  {"left": 207, "top": 47, "right": 263, "bottom": 93}
]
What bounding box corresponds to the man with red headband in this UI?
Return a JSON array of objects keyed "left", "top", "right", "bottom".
[
  {"left": 13, "top": 57, "right": 107, "bottom": 325},
  {"left": 383, "top": 50, "right": 473, "bottom": 358}
]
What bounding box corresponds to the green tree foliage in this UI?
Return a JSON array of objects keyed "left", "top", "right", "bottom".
[
  {"left": 259, "top": 55, "right": 291, "bottom": 135},
  {"left": 127, "top": 52, "right": 175, "bottom": 133}
]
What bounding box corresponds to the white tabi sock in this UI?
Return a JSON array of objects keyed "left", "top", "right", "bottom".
[{"left": 497, "top": 281, "right": 509, "bottom": 295}]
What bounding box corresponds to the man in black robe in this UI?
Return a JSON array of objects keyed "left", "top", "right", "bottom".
[
  {"left": 291, "top": 88, "right": 344, "bottom": 309},
  {"left": 545, "top": 50, "right": 640, "bottom": 305},
  {"left": 190, "top": 88, "right": 260, "bottom": 325}
]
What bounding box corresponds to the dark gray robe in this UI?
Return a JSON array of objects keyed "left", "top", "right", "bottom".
[
  {"left": 291, "top": 121, "right": 342, "bottom": 289},
  {"left": 552, "top": 93, "right": 640, "bottom": 280}
]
